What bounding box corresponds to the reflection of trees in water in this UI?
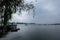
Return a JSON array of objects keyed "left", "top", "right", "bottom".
[{"left": 0, "top": 0, "right": 35, "bottom": 38}]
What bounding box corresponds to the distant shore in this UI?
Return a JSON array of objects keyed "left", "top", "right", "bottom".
[
  {"left": 0, "top": 22, "right": 60, "bottom": 25},
  {"left": 16, "top": 23, "right": 60, "bottom": 25}
]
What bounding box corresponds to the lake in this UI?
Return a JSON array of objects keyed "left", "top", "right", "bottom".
[{"left": 0, "top": 24, "right": 60, "bottom": 40}]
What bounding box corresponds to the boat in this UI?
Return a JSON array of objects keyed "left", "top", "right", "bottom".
[
  {"left": 0, "top": 23, "right": 20, "bottom": 32},
  {"left": 7, "top": 23, "right": 20, "bottom": 32}
]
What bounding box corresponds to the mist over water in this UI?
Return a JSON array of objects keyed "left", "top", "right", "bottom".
[{"left": 1, "top": 24, "right": 60, "bottom": 40}]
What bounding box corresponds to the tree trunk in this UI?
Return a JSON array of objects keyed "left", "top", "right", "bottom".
[{"left": 3, "top": 8, "right": 8, "bottom": 32}]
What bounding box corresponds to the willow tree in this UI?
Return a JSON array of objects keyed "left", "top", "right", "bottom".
[
  {"left": 0, "top": 0, "right": 24, "bottom": 32},
  {"left": 0, "top": 0, "right": 34, "bottom": 32}
]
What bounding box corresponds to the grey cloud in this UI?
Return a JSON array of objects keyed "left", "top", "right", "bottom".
[{"left": 10, "top": 0, "right": 60, "bottom": 24}]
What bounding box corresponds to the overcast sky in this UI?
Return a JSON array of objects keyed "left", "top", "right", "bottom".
[{"left": 9, "top": 0, "right": 60, "bottom": 24}]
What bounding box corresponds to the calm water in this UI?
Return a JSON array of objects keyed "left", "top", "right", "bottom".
[{"left": 0, "top": 24, "right": 60, "bottom": 40}]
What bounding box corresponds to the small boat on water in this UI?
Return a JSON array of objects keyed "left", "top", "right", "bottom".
[
  {"left": 0, "top": 23, "right": 20, "bottom": 37},
  {"left": 0, "top": 23, "right": 20, "bottom": 32},
  {"left": 7, "top": 23, "right": 20, "bottom": 32}
]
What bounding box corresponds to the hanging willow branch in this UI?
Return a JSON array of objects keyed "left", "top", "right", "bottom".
[{"left": 0, "top": 0, "right": 35, "bottom": 25}]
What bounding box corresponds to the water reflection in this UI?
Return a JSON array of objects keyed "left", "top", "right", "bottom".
[{"left": 1, "top": 24, "right": 60, "bottom": 40}]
